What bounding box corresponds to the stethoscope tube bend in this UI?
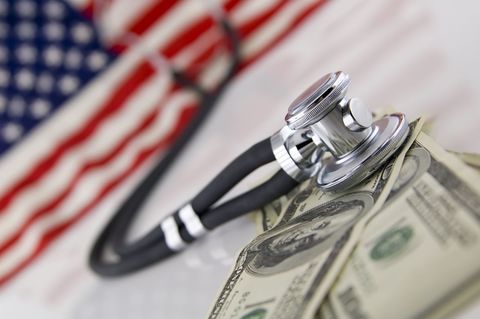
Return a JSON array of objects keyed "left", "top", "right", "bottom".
[
  {"left": 89, "top": 70, "right": 410, "bottom": 278},
  {"left": 90, "top": 138, "right": 298, "bottom": 277}
]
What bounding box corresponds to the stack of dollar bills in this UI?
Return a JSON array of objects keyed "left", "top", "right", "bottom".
[{"left": 207, "top": 115, "right": 480, "bottom": 319}]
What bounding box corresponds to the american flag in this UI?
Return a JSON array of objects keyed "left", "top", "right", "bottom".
[{"left": 0, "top": 0, "right": 327, "bottom": 286}]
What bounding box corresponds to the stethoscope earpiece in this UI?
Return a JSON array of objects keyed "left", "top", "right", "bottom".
[{"left": 272, "top": 71, "right": 410, "bottom": 190}]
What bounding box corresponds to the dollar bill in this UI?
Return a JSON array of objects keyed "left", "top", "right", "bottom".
[
  {"left": 255, "top": 179, "right": 316, "bottom": 234},
  {"left": 450, "top": 152, "right": 480, "bottom": 173},
  {"left": 257, "top": 152, "right": 480, "bottom": 235},
  {"left": 318, "top": 132, "right": 480, "bottom": 319},
  {"left": 207, "top": 119, "right": 424, "bottom": 319}
]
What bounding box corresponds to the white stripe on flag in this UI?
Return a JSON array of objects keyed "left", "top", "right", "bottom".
[
  {"left": 198, "top": 53, "right": 231, "bottom": 89},
  {"left": 127, "top": 0, "right": 213, "bottom": 55},
  {"left": 231, "top": 0, "right": 280, "bottom": 23},
  {"left": 173, "top": 27, "right": 222, "bottom": 69},
  {"left": 242, "top": 0, "right": 319, "bottom": 58},
  {"left": 91, "top": 0, "right": 164, "bottom": 44}
]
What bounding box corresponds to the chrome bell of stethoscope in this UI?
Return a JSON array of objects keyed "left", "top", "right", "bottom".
[{"left": 271, "top": 71, "right": 410, "bottom": 190}]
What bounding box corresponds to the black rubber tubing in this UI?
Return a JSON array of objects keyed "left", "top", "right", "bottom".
[
  {"left": 89, "top": 18, "right": 242, "bottom": 277},
  {"left": 111, "top": 137, "right": 276, "bottom": 257},
  {"left": 103, "top": 18, "right": 240, "bottom": 255},
  {"left": 201, "top": 170, "right": 298, "bottom": 229},
  {"left": 88, "top": 18, "right": 301, "bottom": 277},
  {"left": 106, "top": 18, "right": 242, "bottom": 257},
  {"left": 89, "top": 169, "right": 297, "bottom": 277}
]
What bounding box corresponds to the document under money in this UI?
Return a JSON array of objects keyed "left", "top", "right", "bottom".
[{"left": 207, "top": 120, "right": 424, "bottom": 319}]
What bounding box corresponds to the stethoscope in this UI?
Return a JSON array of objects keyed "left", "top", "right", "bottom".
[{"left": 89, "top": 22, "right": 409, "bottom": 278}]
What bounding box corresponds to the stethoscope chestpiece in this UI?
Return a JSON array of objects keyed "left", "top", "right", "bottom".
[{"left": 281, "top": 71, "right": 410, "bottom": 191}]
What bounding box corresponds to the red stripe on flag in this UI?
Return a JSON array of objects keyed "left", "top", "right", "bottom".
[
  {"left": 240, "top": 0, "right": 328, "bottom": 67},
  {"left": 87, "top": 0, "right": 246, "bottom": 54},
  {"left": 110, "top": 0, "right": 180, "bottom": 53},
  {"left": 236, "top": 0, "right": 289, "bottom": 38},
  {"left": 163, "top": 18, "right": 215, "bottom": 58}
]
